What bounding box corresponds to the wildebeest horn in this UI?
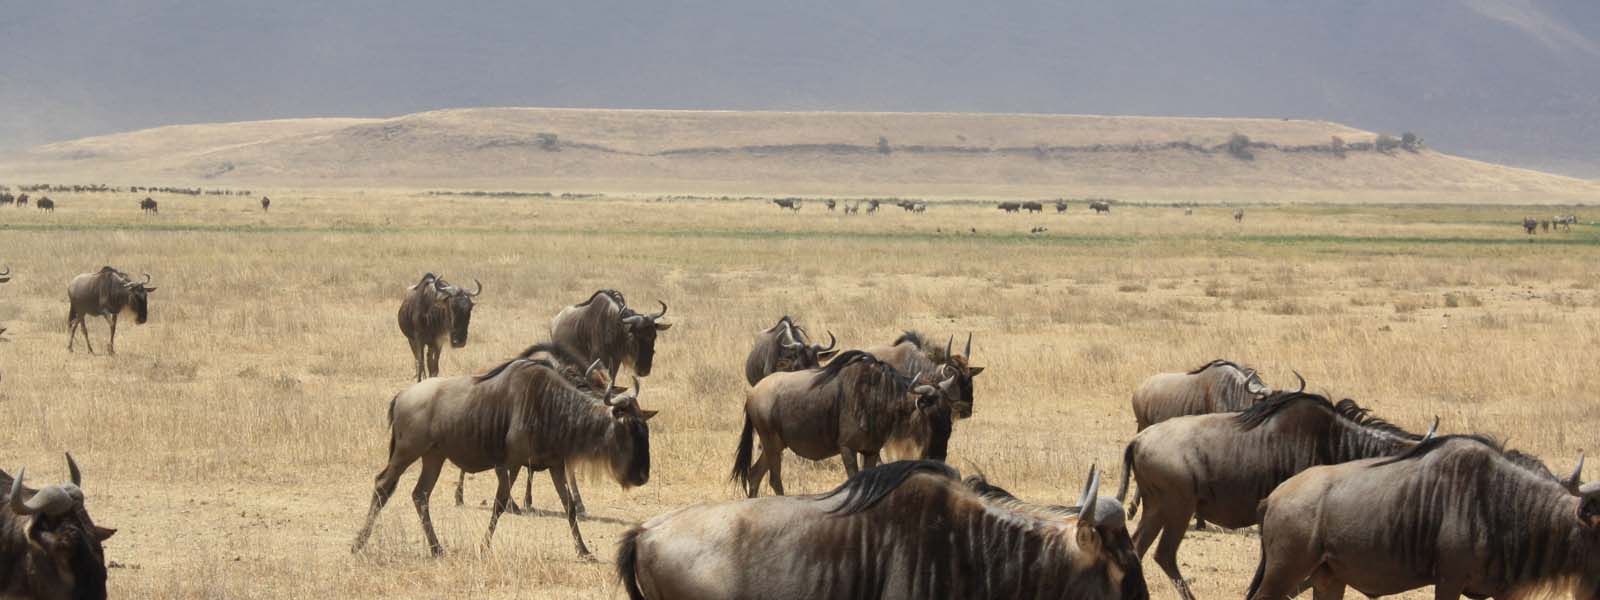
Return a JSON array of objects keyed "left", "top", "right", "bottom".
[
  {"left": 603, "top": 366, "right": 622, "bottom": 406},
  {"left": 66, "top": 453, "right": 81, "bottom": 488},
  {"left": 1079, "top": 465, "right": 1102, "bottom": 522},
  {"left": 818, "top": 331, "right": 837, "bottom": 352},
  {"left": 142, "top": 273, "right": 152, "bottom": 285},
  {"left": 1292, "top": 370, "right": 1306, "bottom": 393},
  {"left": 584, "top": 360, "right": 603, "bottom": 388},
  {"left": 778, "top": 322, "right": 802, "bottom": 348},
  {"left": 1423, "top": 416, "right": 1439, "bottom": 441},
  {"left": 1571, "top": 452, "right": 1586, "bottom": 488},
  {"left": 467, "top": 278, "right": 482, "bottom": 297},
  {"left": 945, "top": 335, "right": 953, "bottom": 359},
  {"left": 631, "top": 377, "right": 641, "bottom": 400},
  {"left": 964, "top": 332, "right": 972, "bottom": 358},
  {"left": 650, "top": 300, "right": 667, "bottom": 320},
  {"left": 7, "top": 468, "right": 28, "bottom": 515}
]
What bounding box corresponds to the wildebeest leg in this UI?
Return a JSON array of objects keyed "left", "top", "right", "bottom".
[
  {"left": 412, "top": 456, "right": 446, "bottom": 556},
  {"left": 67, "top": 315, "right": 82, "bottom": 353},
  {"left": 1310, "top": 569, "right": 1346, "bottom": 600},
  {"left": 567, "top": 468, "right": 586, "bottom": 515},
  {"left": 454, "top": 469, "right": 465, "bottom": 506},
  {"left": 1132, "top": 501, "right": 1162, "bottom": 558},
  {"left": 425, "top": 343, "right": 442, "bottom": 378},
  {"left": 1193, "top": 516, "right": 1208, "bottom": 530},
  {"left": 105, "top": 314, "right": 118, "bottom": 355},
  {"left": 482, "top": 466, "right": 513, "bottom": 550},
  {"left": 408, "top": 337, "right": 425, "bottom": 382},
  {"left": 744, "top": 452, "right": 770, "bottom": 498},
  {"left": 548, "top": 463, "right": 593, "bottom": 558},
  {"left": 840, "top": 448, "right": 861, "bottom": 478},
  {"left": 351, "top": 453, "right": 416, "bottom": 553},
  {"left": 1431, "top": 581, "right": 1464, "bottom": 600},
  {"left": 501, "top": 467, "right": 523, "bottom": 515},
  {"left": 861, "top": 450, "right": 881, "bottom": 470},
  {"left": 522, "top": 465, "right": 536, "bottom": 512},
  {"left": 1152, "top": 509, "right": 1198, "bottom": 600},
  {"left": 766, "top": 451, "right": 785, "bottom": 496}
]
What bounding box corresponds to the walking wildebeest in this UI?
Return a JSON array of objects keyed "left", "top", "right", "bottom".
[
  {"left": 824, "top": 199, "right": 836, "bottom": 211},
  {"left": 1117, "top": 391, "right": 1436, "bottom": 600},
  {"left": 912, "top": 201, "right": 927, "bottom": 213},
  {"left": 1555, "top": 214, "right": 1577, "bottom": 231},
  {"left": 743, "top": 316, "right": 838, "bottom": 386},
  {"left": 998, "top": 202, "right": 1021, "bottom": 213},
  {"left": 261, "top": 196, "right": 270, "bottom": 212},
  {"left": 1234, "top": 209, "right": 1244, "bottom": 222},
  {"left": 35, "top": 198, "right": 53, "bottom": 212},
  {"left": 549, "top": 290, "right": 671, "bottom": 377},
  {"left": 1056, "top": 199, "right": 1069, "bottom": 213},
  {"left": 865, "top": 331, "right": 983, "bottom": 419},
  {"left": 1542, "top": 219, "right": 1551, "bottom": 232},
  {"left": 139, "top": 198, "right": 157, "bottom": 214},
  {"left": 1023, "top": 201, "right": 1044, "bottom": 213},
  {"left": 866, "top": 199, "right": 880, "bottom": 214},
  {"left": 620, "top": 461, "right": 1148, "bottom": 600},
  {"left": 731, "top": 351, "right": 954, "bottom": 497},
  {"left": 1090, "top": 200, "right": 1111, "bottom": 213},
  {"left": 14, "top": 194, "right": 26, "bottom": 208},
  {"left": 397, "top": 273, "right": 481, "bottom": 381},
  {"left": 1, "top": 454, "right": 116, "bottom": 600},
  {"left": 66, "top": 267, "right": 157, "bottom": 354},
  {"left": 351, "top": 358, "right": 656, "bottom": 558},
  {"left": 773, "top": 198, "right": 801, "bottom": 211},
  {"left": 1125, "top": 360, "right": 1274, "bottom": 521},
  {"left": 842, "top": 201, "right": 859, "bottom": 215},
  {"left": 1248, "top": 435, "right": 1600, "bottom": 600},
  {"left": 1524, "top": 217, "right": 1539, "bottom": 234},
  {"left": 0, "top": 194, "right": 12, "bottom": 206}
]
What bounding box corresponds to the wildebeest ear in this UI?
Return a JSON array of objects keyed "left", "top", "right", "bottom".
[
  {"left": 967, "top": 367, "right": 984, "bottom": 377},
  {"left": 653, "top": 321, "right": 672, "bottom": 331},
  {"left": 143, "top": 286, "right": 157, "bottom": 293},
  {"left": 917, "top": 395, "right": 937, "bottom": 409},
  {"left": 641, "top": 410, "right": 659, "bottom": 421},
  {"left": 93, "top": 526, "right": 116, "bottom": 541},
  {"left": 1579, "top": 492, "right": 1600, "bottom": 528}
]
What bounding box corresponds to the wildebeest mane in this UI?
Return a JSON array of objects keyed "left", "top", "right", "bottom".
[
  {"left": 1329, "top": 398, "right": 1418, "bottom": 440},
  {"left": 1374, "top": 434, "right": 1503, "bottom": 467},
  {"left": 823, "top": 460, "right": 958, "bottom": 516},
  {"left": 1187, "top": 358, "right": 1249, "bottom": 375},
  {"left": 1234, "top": 391, "right": 1330, "bottom": 430},
  {"left": 474, "top": 342, "right": 586, "bottom": 383},
  {"left": 809, "top": 349, "right": 876, "bottom": 389},
  {"left": 575, "top": 289, "right": 626, "bottom": 309}
]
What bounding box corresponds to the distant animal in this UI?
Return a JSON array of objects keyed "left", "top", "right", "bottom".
[
  {"left": 14, "top": 194, "right": 26, "bottom": 207},
  {"left": 897, "top": 200, "right": 918, "bottom": 212},
  {"left": 66, "top": 267, "right": 157, "bottom": 354},
  {"left": 1184, "top": 207, "right": 1193, "bottom": 216},
  {"left": 1, "top": 454, "right": 117, "bottom": 600},
  {"left": 866, "top": 199, "right": 880, "bottom": 214},
  {"left": 397, "top": 273, "right": 481, "bottom": 381},
  {"left": 1248, "top": 436, "right": 1600, "bottom": 600},
  {"left": 1555, "top": 214, "right": 1577, "bottom": 230},
  {"left": 1233, "top": 209, "right": 1244, "bottom": 222},
  {"left": 1524, "top": 217, "right": 1539, "bottom": 234},
  {"left": 743, "top": 316, "right": 838, "bottom": 386},
  {"left": 1542, "top": 219, "right": 1551, "bottom": 232},
  {"left": 912, "top": 201, "right": 927, "bottom": 213},
  {"left": 0, "top": 193, "right": 12, "bottom": 206},
  {"left": 550, "top": 290, "right": 671, "bottom": 377},
  {"left": 1022, "top": 201, "right": 1044, "bottom": 213},
  {"left": 351, "top": 359, "right": 655, "bottom": 558},
  {"left": 824, "top": 199, "right": 836, "bottom": 211},
  {"left": 139, "top": 197, "right": 158, "bottom": 214},
  {"left": 620, "top": 461, "right": 1147, "bottom": 600},
  {"left": 1056, "top": 199, "right": 1068, "bottom": 213},
  {"left": 732, "top": 351, "right": 954, "bottom": 497},
  {"left": 1089, "top": 200, "right": 1111, "bottom": 213},
  {"left": 842, "top": 201, "right": 859, "bottom": 215},
  {"left": 1118, "top": 390, "right": 1435, "bottom": 600},
  {"left": 1030, "top": 226, "right": 1048, "bottom": 234},
  {"left": 773, "top": 198, "right": 801, "bottom": 211},
  {"left": 997, "top": 202, "right": 1021, "bottom": 213},
  {"left": 35, "top": 198, "right": 53, "bottom": 212},
  {"left": 261, "top": 196, "right": 270, "bottom": 212}
]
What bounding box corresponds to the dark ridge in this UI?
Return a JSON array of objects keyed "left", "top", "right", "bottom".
[
  {"left": 824, "top": 460, "right": 959, "bottom": 517},
  {"left": 1187, "top": 358, "right": 1247, "bottom": 375},
  {"left": 1374, "top": 434, "right": 1504, "bottom": 467},
  {"left": 808, "top": 350, "right": 876, "bottom": 389}
]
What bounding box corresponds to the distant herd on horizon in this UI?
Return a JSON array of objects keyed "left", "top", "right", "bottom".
[{"left": 1, "top": 213, "right": 1598, "bottom": 599}]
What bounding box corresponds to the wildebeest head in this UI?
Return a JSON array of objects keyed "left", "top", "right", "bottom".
[
  {"left": 931, "top": 334, "right": 984, "bottom": 414},
  {"left": 3, "top": 454, "right": 116, "bottom": 600},
  {"left": 596, "top": 371, "right": 657, "bottom": 488},
  {"left": 438, "top": 278, "right": 481, "bottom": 348},
  {"left": 773, "top": 319, "right": 838, "bottom": 372},
  {"left": 619, "top": 301, "right": 671, "bottom": 376},
  {"left": 122, "top": 273, "right": 157, "bottom": 324},
  {"left": 908, "top": 372, "right": 960, "bottom": 460}
]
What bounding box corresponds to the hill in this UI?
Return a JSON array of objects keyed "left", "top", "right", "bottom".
[{"left": 2, "top": 108, "right": 1596, "bottom": 201}]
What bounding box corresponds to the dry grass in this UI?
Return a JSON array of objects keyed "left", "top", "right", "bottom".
[{"left": 1, "top": 190, "right": 1598, "bottom": 599}]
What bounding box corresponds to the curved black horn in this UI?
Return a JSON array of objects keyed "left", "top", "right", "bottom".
[
  {"left": 819, "top": 331, "right": 837, "bottom": 352},
  {"left": 1571, "top": 452, "right": 1586, "bottom": 487},
  {"left": 1292, "top": 370, "right": 1306, "bottom": 393},
  {"left": 142, "top": 272, "right": 152, "bottom": 285},
  {"left": 964, "top": 332, "right": 972, "bottom": 358},
  {"left": 7, "top": 468, "right": 29, "bottom": 516},
  {"left": 66, "top": 453, "right": 81, "bottom": 487},
  {"left": 650, "top": 300, "right": 667, "bottom": 320},
  {"left": 603, "top": 366, "right": 621, "bottom": 406},
  {"left": 944, "top": 335, "right": 953, "bottom": 359},
  {"left": 584, "top": 359, "right": 603, "bottom": 388},
  {"left": 468, "top": 278, "right": 482, "bottom": 297},
  {"left": 1423, "top": 416, "right": 1439, "bottom": 441}
]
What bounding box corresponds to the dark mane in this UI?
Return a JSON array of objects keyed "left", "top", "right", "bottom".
[
  {"left": 824, "top": 460, "right": 959, "bottom": 516},
  {"left": 1188, "top": 358, "right": 1248, "bottom": 375},
  {"left": 1374, "top": 434, "right": 1503, "bottom": 467},
  {"left": 1330, "top": 398, "right": 1420, "bottom": 440},
  {"left": 1234, "top": 391, "right": 1332, "bottom": 430},
  {"left": 475, "top": 342, "right": 587, "bottom": 383},
  {"left": 962, "top": 471, "right": 1018, "bottom": 503},
  {"left": 575, "top": 289, "right": 626, "bottom": 309},
  {"left": 809, "top": 349, "right": 876, "bottom": 389},
  {"left": 892, "top": 330, "right": 926, "bottom": 349}
]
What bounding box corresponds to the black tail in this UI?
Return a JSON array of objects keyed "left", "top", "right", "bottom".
[
  {"left": 730, "top": 415, "right": 755, "bottom": 486},
  {"left": 385, "top": 394, "right": 399, "bottom": 461},
  {"left": 1117, "top": 440, "right": 1138, "bottom": 512},
  {"left": 616, "top": 525, "right": 646, "bottom": 600},
  {"left": 1246, "top": 509, "right": 1268, "bottom": 600},
  {"left": 66, "top": 306, "right": 77, "bottom": 332}
]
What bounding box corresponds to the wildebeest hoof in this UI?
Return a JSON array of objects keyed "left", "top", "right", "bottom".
[{"left": 576, "top": 550, "right": 596, "bottom": 562}]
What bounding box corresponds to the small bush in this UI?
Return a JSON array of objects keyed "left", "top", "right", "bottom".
[{"left": 1225, "top": 133, "right": 1254, "bottom": 160}]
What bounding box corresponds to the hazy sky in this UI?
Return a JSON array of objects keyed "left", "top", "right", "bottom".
[{"left": 4, "top": 1, "right": 1598, "bottom": 175}]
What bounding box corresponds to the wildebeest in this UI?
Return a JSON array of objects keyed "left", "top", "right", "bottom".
[
  {"left": 998, "top": 202, "right": 1021, "bottom": 213},
  {"left": 1542, "top": 219, "right": 1551, "bottom": 232},
  {"left": 824, "top": 199, "right": 836, "bottom": 211},
  {"left": 1555, "top": 214, "right": 1577, "bottom": 231},
  {"left": 897, "top": 200, "right": 918, "bottom": 212},
  {"left": 261, "top": 196, "right": 270, "bottom": 212},
  {"left": 0, "top": 193, "right": 12, "bottom": 206},
  {"left": 842, "top": 201, "right": 859, "bottom": 215},
  {"left": 731, "top": 351, "right": 953, "bottom": 497},
  {"left": 139, "top": 197, "right": 157, "bottom": 214},
  {"left": 1524, "top": 217, "right": 1539, "bottom": 234},
  {"left": 1247, "top": 435, "right": 1600, "bottom": 600},
  {"left": 14, "top": 194, "right": 26, "bottom": 207},
  {"left": 66, "top": 267, "right": 157, "bottom": 354},
  {"left": 1090, "top": 200, "right": 1111, "bottom": 213},
  {"left": 1023, "top": 201, "right": 1044, "bottom": 213},
  {"left": 1, "top": 454, "right": 116, "bottom": 600},
  {"left": 1117, "top": 391, "right": 1435, "bottom": 600},
  {"left": 866, "top": 199, "right": 880, "bottom": 214},
  {"left": 865, "top": 331, "right": 983, "bottom": 418},
  {"left": 351, "top": 357, "right": 655, "bottom": 558},
  {"left": 35, "top": 198, "right": 53, "bottom": 212},
  {"left": 620, "top": 461, "right": 1147, "bottom": 600},
  {"left": 1184, "top": 207, "right": 1193, "bottom": 216},
  {"left": 549, "top": 290, "right": 672, "bottom": 377},
  {"left": 911, "top": 201, "right": 927, "bottom": 213},
  {"left": 397, "top": 273, "right": 481, "bottom": 381},
  {"left": 743, "top": 316, "right": 838, "bottom": 386},
  {"left": 1233, "top": 209, "right": 1244, "bottom": 222},
  {"left": 1056, "top": 199, "right": 1068, "bottom": 213},
  {"left": 773, "top": 198, "right": 801, "bottom": 211}
]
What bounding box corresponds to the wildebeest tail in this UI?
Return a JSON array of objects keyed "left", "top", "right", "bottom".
[
  {"left": 1117, "top": 440, "right": 1136, "bottom": 503},
  {"left": 1246, "top": 532, "right": 1268, "bottom": 600},
  {"left": 66, "top": 305, "right": 77, "bottom": 332},
  {"left": 730, "top": 414, "right": 755, "bottom": 485},
  {"left": 616, "top": 525, "right": 647, "bottom": 600},
  {"left": 385, "top": 393, "right": 399, "bottom": 461}
]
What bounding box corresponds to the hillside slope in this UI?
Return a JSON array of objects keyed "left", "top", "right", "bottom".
[{"left": 3, "top": 108, "right": 1595, "bottom": 199}]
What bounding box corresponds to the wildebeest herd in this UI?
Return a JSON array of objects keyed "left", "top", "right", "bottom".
[{"left": 2, "top": 261, "right": 1598, "bottom": 600}]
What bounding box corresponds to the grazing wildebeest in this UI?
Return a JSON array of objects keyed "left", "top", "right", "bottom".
[
  {"left": 743, "top": 316, "right": 838, "bottom": 386},
  {"left": 1, "top": 455, "right": 117, "bottom": 600},
  {"left": 1023, "top": 201, "right": 1044, "bottom": 213},
  {"left": 139, "top": 197, "right": 157, "bottom": 214},
  {"left": 351, "top": 358, "right": 655, "bottom": 558},
  {"left": 1555, "top": 214, "right": 1577, "bottom": 231},
  {"left": 1233, "top": 209, "right": 1244, "bottom": 222},
  {"left": 731, "top": 351, "right": 953, "bottom": 497},
  {"left": 842, "top": 201, "right": 859, "bottom": 215},
  {"left": 1524, "top": 217, "right": 1539, "bottom": 234},
  {"left": 773, "top": 198, "right": 801, "bottom": 211},
  {"left": 261, "top": 196, "right": 270, "bottom": 212},
  {"left": 824, "top": 199, "right": 836, "bottom": 211},
  {"left": 1056, "top": 199, "right": 1069, "bottom": 213},
  {"left": 396, "top": 273, "right": 481, "bottom": 381},
  {"left": 14, "top": 194, "right": 27, "bottom": 208},
  {"left": 1542, "top": 219, "right": 1551, "bottom": 232},
  {"left": 866, "top": 199, "right": 880, "bottom": 214},
  {"left": 0, "top": 193, "right": 12, "bottom": 206},
  {"left": 1124, "top": 360, "right": 1274, "bottom": 522},
  {"left": 1247, "top": 435, "right": 1600, "bottom": 600},
  {"left": 1090, "top": 200, "right": 1111, "bottom": 213},
  {"left": 35, "top": 198, "right": 53, "bottom": 212},
  {"left": 620, "top": 461, "right": 1147, "bottom": 600},
  {"left": 1117, "top": 391, "right": 1435, "bottom": 600},
  {"left": 912, "top": 201, "right": 927, "bottom": 213},
  {"left": 66, "top": 267, "right": 157, "bottom": 354},
  {"left": 865, "top": 331, "right": 983, "bottom": 418},
  {"left": 549, "top": 290, "right": 671, "bottom": 377},
  {"left": 998, "top": 202, "right": 1021, "bottom": 213}
]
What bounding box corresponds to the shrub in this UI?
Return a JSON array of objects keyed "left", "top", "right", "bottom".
[{"left": 1225, "top": 133, "right": 1254, "bottom": 160}]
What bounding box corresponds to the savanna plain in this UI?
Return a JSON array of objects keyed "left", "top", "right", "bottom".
[{"left": 0, "top": 190, "right": 1596, "bottom": 599}]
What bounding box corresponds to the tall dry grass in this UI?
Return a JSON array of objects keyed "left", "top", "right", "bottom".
[{"left": 0, "top": 190, "right": 1596, "bottom": 598}]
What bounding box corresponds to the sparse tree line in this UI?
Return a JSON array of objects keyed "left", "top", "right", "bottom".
[
  {"left": 1223, "top": 132, "right": 1424, "bottom": 160},
  {"left": 426, "top": 190, "right": 599, "bottom": 199}
]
